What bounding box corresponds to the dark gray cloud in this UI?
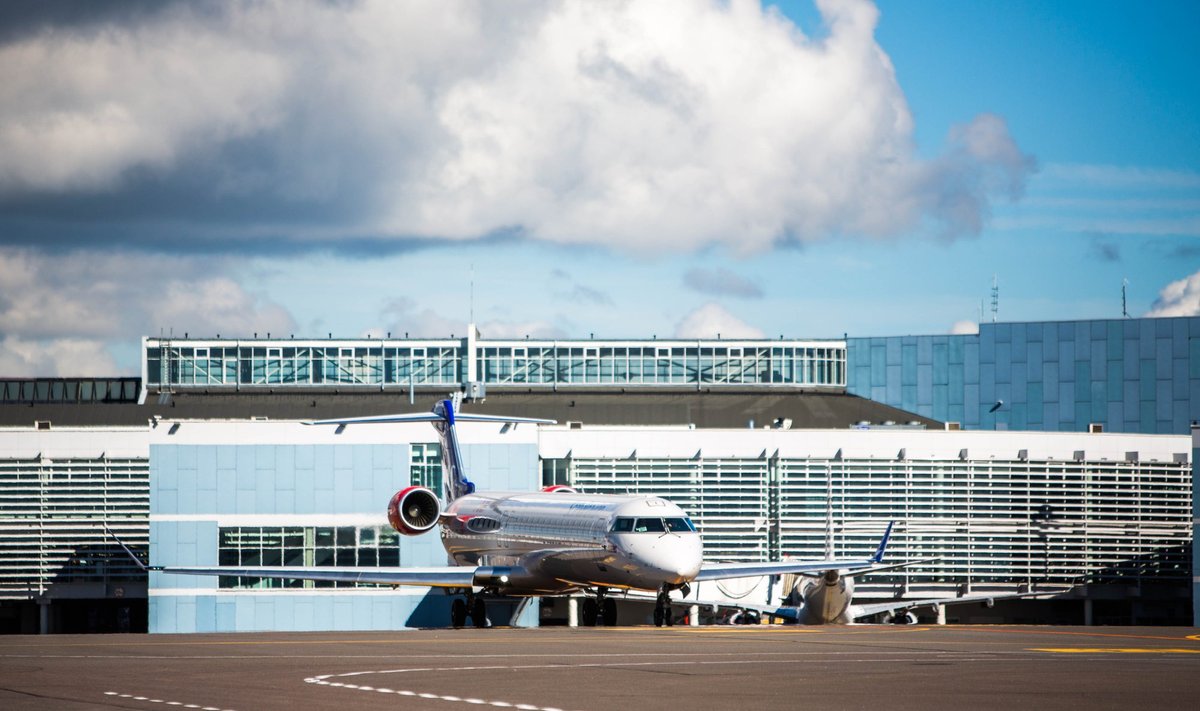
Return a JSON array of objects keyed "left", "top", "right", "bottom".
[
  {"left": 1085, "top": 233, "right": 1121, "bottom": 262},
  {"left": 683, "top": 267, "right": 763, "bottom": 298},
  {"left": 0, "top": 0, "right": 191, "bottom": 44}
]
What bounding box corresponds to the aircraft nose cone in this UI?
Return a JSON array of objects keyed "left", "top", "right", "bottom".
[{"left": 640, "top": 535, "right": 702, "bottom": 584}]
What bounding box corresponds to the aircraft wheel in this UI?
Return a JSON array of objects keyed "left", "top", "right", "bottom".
[
  {"left": 450, "top": 599, "right": 467, "bottom": 628},
  {"left": 471, "top": 597, "right": 487, "bottom": 628},
  {"left": 665, "top": 610, "right": 674, "bottom": 627},
  {"left": 601, "top": 598, "right": 617, "bottom": 627},
  {"left": 653, "top": 606, "right": 664, "bottom": 627},
  {"left": 582, "top": 598, "right": 599, "bottom": 626}
]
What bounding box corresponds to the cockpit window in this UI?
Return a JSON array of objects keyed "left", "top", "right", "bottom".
[
  {"left": 665, "top": 517, "right": 697, "bottom": 533},
  {"left": 613, "top": 516, "right": 698, "bottom": 533},
  {"left": 634, "top": 518, "right": 666, "bottom": 533},
  {"left": 610, "top": 517, "right": 634, "bottom": 532}
]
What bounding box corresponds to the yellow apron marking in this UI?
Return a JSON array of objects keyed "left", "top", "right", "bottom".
[
  {"left": 1031, "top": 648, "right": 1200, "bottom": 654},
  {"left": 951, "top": 627, "right": 1200, "bottom": 642}
]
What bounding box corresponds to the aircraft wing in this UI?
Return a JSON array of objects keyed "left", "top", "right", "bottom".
[
  {"left": 106, "top": 525, "right": 476, "bottom": 588},
  {"left": 148, "top": 565, "right": 476, "bottom": 588},
  {"left": 630, "top": 588, "right": 1063, "bottom": 625},
  {"left": 694, "top": 557, "right": 937, "bottom": 582},
  {"left": 695, "top": 520, "right": 930, "bottom": 582},
  {"left": 695, "top": 558, "right": 881, "bottom": 581},
  {"left": 851, "top": 589, "right": 1064, "bottom": 620}
]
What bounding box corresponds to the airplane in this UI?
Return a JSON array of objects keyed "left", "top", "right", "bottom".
[
  {"left": 673, "top": 564, "right": 1057, "bottom": 625},
  {"left": 111, "top": 398, "right": 941, "bottom": 628}
]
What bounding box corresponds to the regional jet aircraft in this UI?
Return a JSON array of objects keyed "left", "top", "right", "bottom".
[
  {"left": 113, "top": 399, "right": 1038, "bottom": 627},
  {"left": 679, "top": 561, "right": 1053, "bottom": 625}
]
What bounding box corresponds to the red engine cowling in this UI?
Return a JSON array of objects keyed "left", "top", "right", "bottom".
[
  {"left": 386, "top": 486, "right": 442, "bottom": 535},
  {"left": 542, "top": 485, "right": 577, "bottom": 494}
]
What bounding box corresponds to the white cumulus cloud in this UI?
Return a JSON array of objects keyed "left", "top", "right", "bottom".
[
  {"left": 379, "top": 298, "right": 565, "bottom": 340},
  {"left": 674, "top": 303, "right": 765, "bottom": 339},
  {"left": 949, "top": 320, "right": 979, "bottom": 335},
  {"left": 1145, "top": 270, "right": 1200, "bottom": 317},
  {"left": 0, "top": 248, "right": 297, "bottom": 373},
  {"left": 0, "top": 336, "right": 118, "bottom": 378}
]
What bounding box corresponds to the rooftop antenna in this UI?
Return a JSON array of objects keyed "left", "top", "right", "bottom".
[
  {"left": 990, "top": 275, "right": 999, "bottom": 323},
  {"left": 1122, "top": 278, "right": 1130, "bottom": 318}
]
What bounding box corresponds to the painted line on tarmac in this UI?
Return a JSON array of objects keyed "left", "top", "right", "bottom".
[
  {"left": 104, "top": 691, "right": 234, "bottom": 710},
  {"left": 609, "top": 626, "right": 824, "bottom": 634},
  {"left": 945, "top": 627, "right": 1200, "bottom": 643},
  {"left": 306, "top": 673, "right": 576, "bottom": 711},
  {"left": 1030, "top": 648, "right": 1200, "bottom": 654},
  {"left": 306, "top": 652, "right": 1040, "bottom": 708}
]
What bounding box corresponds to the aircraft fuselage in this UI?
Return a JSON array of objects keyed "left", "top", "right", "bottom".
[
  {"left": 442, "top": 491, "right": 702, "bottom": 595},
  {"left": 797, "top": 570, "right": 856, "bottom": 624}
]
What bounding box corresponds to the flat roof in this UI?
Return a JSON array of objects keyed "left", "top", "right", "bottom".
[{"left": 0, "top": 388, "right": 938, "bottom": 430}]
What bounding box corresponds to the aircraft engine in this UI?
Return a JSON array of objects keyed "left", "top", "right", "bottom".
[
  {"left": 541, "top": 485, "right": 577, "bottom": 493},
  {"left": 888, "top": 611, "right": 919, "bottom": 625},
  {"left": 386, "top": 486, "right": 441, "bottom": 535}
]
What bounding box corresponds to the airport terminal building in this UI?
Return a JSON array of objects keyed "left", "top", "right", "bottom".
[{"left": 1, "top": 315, "right": 1196, "bottom": 632}]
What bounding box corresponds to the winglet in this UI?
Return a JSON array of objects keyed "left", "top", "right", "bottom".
[
  {"left": 104, "top": 524, "right": 154, "bottom": 572},
  {"left": 872, "top": 521, "right": 894, "bottom": 564}
]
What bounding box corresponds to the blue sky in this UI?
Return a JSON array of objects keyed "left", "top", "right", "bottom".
[{"left": 0, "top": 0, "right": 1196, "bottom": 375}]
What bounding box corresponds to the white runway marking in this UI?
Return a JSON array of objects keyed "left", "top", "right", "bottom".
[
  {"left": 104, "top": 691, "right": 231, "bottom": 711},
  {"left": 304, "top": 651, "right": 1033, "bottom": 710},
  {"left": 306, "top": 672, "right": 579, "bottom": 711}
]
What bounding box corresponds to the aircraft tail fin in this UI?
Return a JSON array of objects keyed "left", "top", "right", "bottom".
[
  {"left": 104, "top": 524, "right": 154, "bottom": 572},
  {"left": 430, "top": 399, "right": 558, "bottom": 501},
  {"left": 431, "top": 399, "right": 470, "bottom": 501},
  {"left": 872, "top": 521, "right": 894, "bottom": 564}
]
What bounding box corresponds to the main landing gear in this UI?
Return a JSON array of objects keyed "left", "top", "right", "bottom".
[
  {"left": 450, "top": 591, "right": 488, "bottom": 628},
  {"left": 653, "top": 586, "right": 674, "bottom": 628},
  {"left": 581, "top": 588, "right": 618, "bottom": 627}
]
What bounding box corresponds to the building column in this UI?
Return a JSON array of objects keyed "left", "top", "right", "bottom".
[
  {"left": 38, "top": 599, "right": 50, "bottom": 635},
  {"left": 1083, "top": 598, "right": 1093, "bottom": 626},
  {"left": 935, "top": 604, "right": 946, "bottom": 625},
  {"left": 689, "top": 604, "right": 700, "bottom": 627},
  {"left": 567, "top": 597, "right": 578, "bottom": 627}
]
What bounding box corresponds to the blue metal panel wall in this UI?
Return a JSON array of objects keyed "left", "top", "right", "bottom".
[
  {"left": 847, "top": 316, "right": 1200, "bottom": 433},
  {"left": 150, "top": 440, "right": 539, "bottom": 632},
  {"left": 150, "top": 592, "right": 453, "bottom": 633}
]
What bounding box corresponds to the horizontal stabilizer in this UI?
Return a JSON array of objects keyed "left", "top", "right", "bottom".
[{"left": 305, "top": 412, "right": 556, "bottom": 427}]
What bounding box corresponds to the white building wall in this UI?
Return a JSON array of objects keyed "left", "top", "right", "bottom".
[{"left": 544, "top": 426, "right": 1192, "bottom": 604}]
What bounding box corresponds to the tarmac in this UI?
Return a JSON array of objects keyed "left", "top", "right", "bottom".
[{"left": 1, "top": 625, "right": 1198, "bottom": 711}]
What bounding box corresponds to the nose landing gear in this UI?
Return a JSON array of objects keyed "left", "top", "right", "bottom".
[{"left": 653, "top": 587, "right": 674, "bottom": 627}]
